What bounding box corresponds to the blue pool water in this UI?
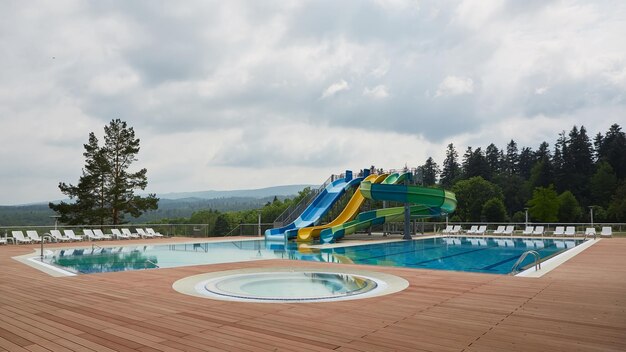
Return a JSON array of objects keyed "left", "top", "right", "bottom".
[{"left": 45, "top": 237, "right": 584, "bottom": 275}]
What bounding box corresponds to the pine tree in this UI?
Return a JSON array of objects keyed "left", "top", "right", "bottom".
[
  {"left": 518, "top": 147, "right": 534, "bottom": 179},
  {"left": 596, "top": 124, "right": 626, "bottom": 179},
  {"left": 485, "top": 143, "right": 501, "bottom": 179},
  {"left": 504, "top": 140, "right": 519, "bottom": 175},
  {"left": 440, "top": 143, "right": 460, "bottom": 187},
  {"left": 50, "top": 119, "right": 159, "bottom": 225},
  {"left": 420, "top": 157, "right": 440, "bottom": 186}
]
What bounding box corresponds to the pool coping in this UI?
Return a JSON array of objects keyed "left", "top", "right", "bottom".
[
  {"left": 516, "top": 238, "right": 599, "bottom": 277},
  {"left": 172, "top": 267, "right": 410, "bottom": 303}
]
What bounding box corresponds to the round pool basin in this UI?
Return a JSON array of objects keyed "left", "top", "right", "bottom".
[
  {"left": 173, "top": 268, "right": 409, "bottom": 303},
  {"left": 204, "top": 272, "right": 377, "bottom": 301}
]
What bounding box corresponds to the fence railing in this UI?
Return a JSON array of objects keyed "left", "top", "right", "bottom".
[{"left": 1, "top": 221, "right": 623, "bottom": 242}]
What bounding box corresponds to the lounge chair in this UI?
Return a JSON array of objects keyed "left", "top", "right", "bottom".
[
  {"left": 0, "top": 237, "right": 7, "bottom": 245},
  {"left": 466, "top": 225, "right": 478, "bottom": 235},
  {"left": 83, "top": 229, "right": 103, "bottom": 241},
  {"left": 553, "top": 226, "right": 565, "bottom": 236},
  {"left": 522, "top": 226, "right": 534, "bottom": 236},
  {"left": 146, "top": 228, "right": 164, "bottom": 238},
  {"left": 25, "top": 230, "right": 45, "bottom": 243},
  {"left": 63, "top": 229, "right": 83, "bottom": 241},
  {"left": 495, "top": 239, "right": 514, "bottom": 247},
  {"left": 503, "top": 225, "right": 515, "bottom": 236},
  {"left": 111, "top": 229, "right": 130, "bottom": 239},
  {"left": 601, "top": 227, "right": 612, "bottom": 237},
  {"left": 121, "top": 228, "right": 140, "bottom": 239},
  {"left": 492, "top": 226, "right": 505, "bottom": 235},
  {"left": 50, "top": 230, "right": 72, "bottom": 242},
  {"left": 441, "top": 225, "right": 453, "bottom": 234},
  {"left": 585, "top": 228, "right": 596, "bottom": 237},
  {"left": 449, "top": 225, "right": 461, "bottom": 235},
  {"left": 564, "top": 226, "right": 576, "bottom": 236},
  {"left": 11, "top": 231, "right": 32, "bottom": 244},
  {"left": 93, "top": 229, "right": 113, "bottom": 240},
  {"left": 136, "top": 228, "right": 153, "bottom": 238},
  {"left": 532, "top": 226, "right": 544, "bottom": 236},
  {"left": 475, "top": 225, "right": 487, "bottom": 236}
]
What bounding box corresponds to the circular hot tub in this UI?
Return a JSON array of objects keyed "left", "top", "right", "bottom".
[{"left": 173, "top": 268, "right": 408, "bottom": 303}]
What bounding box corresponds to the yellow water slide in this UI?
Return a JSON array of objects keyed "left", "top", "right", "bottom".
[{"left": 297, "top": 173, "right": 388, "bottom": 241}]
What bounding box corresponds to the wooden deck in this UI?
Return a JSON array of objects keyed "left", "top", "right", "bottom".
[{"left": 1, "top": 237, "right": 625, "bottom": 351}]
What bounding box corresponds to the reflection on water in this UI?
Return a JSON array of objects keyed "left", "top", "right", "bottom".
[
  {"left": 208, "top": 272, "right": 377, "bottom": 300},
  {"left": 45, "top": 237, "right": 584, "bottom": 275}
]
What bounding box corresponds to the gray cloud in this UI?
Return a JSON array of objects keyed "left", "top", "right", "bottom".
[{"left": 0, "top": 0, "right": 625, "bottom": 204}]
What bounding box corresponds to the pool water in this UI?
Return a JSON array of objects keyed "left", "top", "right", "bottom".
[
  {"left": 46, "top": 237, "right": 584, "bottom": 275},
  {"left": 204, "top": 272, "right": 377, "bottom": 301}
]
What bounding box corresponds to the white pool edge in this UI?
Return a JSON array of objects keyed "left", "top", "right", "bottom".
[{"left": 516, "top": 238, "right": 599, "bottom": 278}]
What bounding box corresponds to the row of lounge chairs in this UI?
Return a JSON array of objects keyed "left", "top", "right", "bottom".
[
  {"left": 441, "top": 225, "right": 613, "bottom": 237},
  {"left": 2, "top": 228, "right": 165, "bottom": 244}
]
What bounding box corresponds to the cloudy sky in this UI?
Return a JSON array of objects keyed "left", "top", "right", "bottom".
[{"left": 1, "top": 0, "right": 625, "bottom": 205}]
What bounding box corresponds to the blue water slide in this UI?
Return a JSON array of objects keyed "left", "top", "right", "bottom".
[{"left": 265, "top": 171, "right": 363, "bottom": 240}]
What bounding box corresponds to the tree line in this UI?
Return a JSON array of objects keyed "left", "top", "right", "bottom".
[{"left": 417, "top": 123, "right": 626, "bottom": 223}]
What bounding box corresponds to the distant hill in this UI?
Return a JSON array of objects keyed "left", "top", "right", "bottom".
[
  {"left": 0, "top": 184, "right": 314, "bottom": 226},
  {"left": 155, "top": 184, "right": 315, "bottom": 200}
]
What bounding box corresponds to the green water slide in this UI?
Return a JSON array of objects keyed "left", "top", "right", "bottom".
[{"left": 319, "top": 177, "right": 457, "bottom": 244}]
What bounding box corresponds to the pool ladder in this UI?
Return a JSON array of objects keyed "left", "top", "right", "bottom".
[{"left": 510, "top": 250, "right": 541, "bottom": 274}]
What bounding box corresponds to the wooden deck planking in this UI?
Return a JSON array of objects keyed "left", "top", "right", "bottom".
[{"left": 1, "top": 237, "right": 625, "bottom": 351}]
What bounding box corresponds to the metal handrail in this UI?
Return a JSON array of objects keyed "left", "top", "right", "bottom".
[{"left": 511, "top": 250, "right": 541, "bottom": 274}]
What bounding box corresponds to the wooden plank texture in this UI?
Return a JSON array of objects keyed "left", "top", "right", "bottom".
[{"left": 1, "top": 237, "right": 625, "bottom": 351}]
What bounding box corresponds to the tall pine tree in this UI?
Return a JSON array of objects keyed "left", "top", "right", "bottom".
[
  {"left": 50, "top": 119, "right": 159, "bottom": 225},
  {"left": 440, "top": 143, "right": 460, "bottom": 187}
]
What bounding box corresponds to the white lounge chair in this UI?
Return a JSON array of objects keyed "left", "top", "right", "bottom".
[
  {"left": 50, "top": 230, "right": 72, "bottom": 242},
  {"left": 136, "top": 228, "right": 153, "bottom": 238},
  {"left": 63, "top": 229, "right": 83, "bottom": 241},
  {"left": 146, "top": 228, "right": 164, "bottom": 238},
  {"left": 522, "top": 226, "right": 534, "bottom": 236},
  {"left": 448, "top": 225, "right": 460, "bottom": 235},
  {"left": 492, "top": 226, "right": 505, "bottom": 235},
  {"left": 441, "top": 225, "right": 453, "bottom": 234},
  {"left": 564, "top": 226, "right": 576, "bottom": 236},
  {"left": 466, "top": 225, "right": 478, "bottom": 235},
  {"left": 11, "top": 231, "right": 32, "bottom": 244},
  {"left": 503, "top": 225, "right": 515, "bottom": 236},
  {"left": 601, "top": 227, "right": 612, "bottom": 237},
  {"left": 475, "top": 225, "right": 487, "bottom": 235},
  {"left": 25, "top": 230, "right": 45, "bottom": 243},
  {"left": 83, "top": 229, "right": 103, "bottom": 241},
  {"left": 532, "top": 226, "right": 544, "bottom": 236},
  {"left": 111, "top": 229, "right": 129, "bottom": 239},
  {"left": 0, "top": 237, "right": 7, "bottom": 245},
  {"left": 122, "top": 228, "right": 140, "bottom": 239},
  {"left": 93, "top": 229, "right": 113, "bottom": 240},
  {"left": 553, "top": 226, "right": 565, "bottom": 236},
  {"left": 585, "top": 228, "right": 596, "bottom": 237}
]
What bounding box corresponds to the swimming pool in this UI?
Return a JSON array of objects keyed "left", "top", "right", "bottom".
[{"left": 43, "top": 237, "right": 585, "bottom": 275}]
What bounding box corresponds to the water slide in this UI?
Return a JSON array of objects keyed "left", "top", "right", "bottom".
[
  {"left": 264, "top": 171, "right": 363, "bottom": 241},
  {"left": 297, "top": 173, "right": 388, "bottom": 242},
  {"left": 319, "top": 179, "right": 457, "bottom": 244}
]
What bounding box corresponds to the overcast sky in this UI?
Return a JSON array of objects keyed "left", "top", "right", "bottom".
[{"left": 1, "top": 0, "right": 625, "bottom": 205}]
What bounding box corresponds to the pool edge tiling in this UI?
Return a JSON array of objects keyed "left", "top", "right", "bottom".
[{"left": 172, "top": 267, "right": 409, "bottom": 303}]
